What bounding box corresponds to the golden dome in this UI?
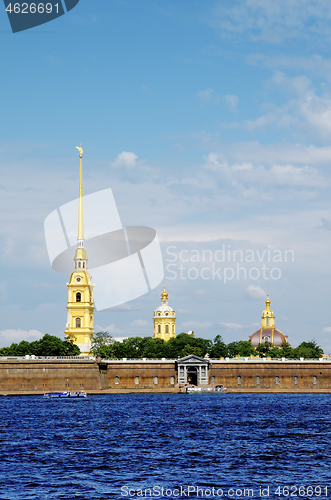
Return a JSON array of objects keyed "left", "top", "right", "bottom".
[{"left": 161, "top": 286, "right": 168, "bottom": 300}]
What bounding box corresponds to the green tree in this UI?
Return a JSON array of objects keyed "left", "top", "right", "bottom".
[
  {"left": 210, "top": 335, "right": 228, "bottom": 358},
  {"left": 91, "top": 331, "right": 113, "bottom": 355},
  {"left": 256, "top": 341, "right": 273, "bottom": 357},
  {"left": 237, "top": 340, "right": 255, "bottom": 357},
  {"left": 294, "top": 340, "right": 323, "bottom": 359},
  {"left": 227, "top": 341, "right": 240, "bottom": 358}
]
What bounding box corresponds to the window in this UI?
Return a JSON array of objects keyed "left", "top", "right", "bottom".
[
  {"left": 237, "top": 376, "right": 241, "bottom": 386},
  {"left": 294, "top": 376, "right": 298, "bottom": 385},
  {"left": 256, "top": 376, "right": 260, "bottom": 385},
  {"left": 158, "top": 325, "right": 161, "bottom": 333},
  {"left": 266, "top": 318, "right": 269, "bottom": 325},
  {"left": 170, "top": 376, "right": 175, "bottom": 385},
  {"left": 75, "top": 318, "right": 81, "bottom": 328},
  {"left": 135, "top": 376, "right": 139, "bottom": 385},
  {"left": 211, "top": 376, "right": 215, "bottom": 384},
  {"left": 154, "top": 376, "right": 158, "bottom": 385},
  {"left": 76, "top": 292, "right": 81, "bottom": 302},
  {"left": 83, "top": 262, "right": 85, "bottom": 268},
  {"left": 172, "top": 324, "right": 174, "bottom": 333},
  {"left": 275, "top": 376, "right": 279, "bottom": 385},
  {"left": 313, "top": 376, "right": 317, "bottom": 385},
  {"left": 115, "top": 376, "right": 119, "bottom": 385},
  {"left": 165, "top": 325, "right": 169, "bottom": 334},
  {"left": 78, "top": 262, "right": 81, "bottom": 268}
]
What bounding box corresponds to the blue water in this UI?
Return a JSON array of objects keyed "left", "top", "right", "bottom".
[{"left": 0, "top": 394, "right": 330, "bottom": 499}]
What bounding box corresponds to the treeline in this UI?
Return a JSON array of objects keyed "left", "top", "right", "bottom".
[
  {"left": 92, "top": 332, "right": 323, "bottom": 360},
  {"left": 0, "top": 334, "right": 80, "bottom": 357}
]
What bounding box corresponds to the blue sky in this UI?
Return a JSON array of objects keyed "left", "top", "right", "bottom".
[{"left": 1, "top": 0, "right": 331, "bottom": 352}]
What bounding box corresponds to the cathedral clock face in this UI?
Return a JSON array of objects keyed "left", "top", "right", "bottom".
[{"left": 76, "top": 276, "right": 82, "bottom": 282}]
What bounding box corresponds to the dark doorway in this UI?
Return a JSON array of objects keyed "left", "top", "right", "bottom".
[{"left": 187, "top": 367, "right": 198, "bottom": 385}]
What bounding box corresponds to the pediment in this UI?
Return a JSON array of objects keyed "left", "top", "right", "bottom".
[{"left": 176, "top": 354, "right": 209, "bottom": 365}]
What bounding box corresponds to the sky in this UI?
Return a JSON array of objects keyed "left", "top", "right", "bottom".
[{"left": 1, "top": 0, "right": 331, "bottom": 352}]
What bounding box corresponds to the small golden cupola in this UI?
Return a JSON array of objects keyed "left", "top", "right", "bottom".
[
  {"left": 153, "top": 286, "right": 176, "bottom": 341},
  {"left": 64, "top": 147, "right": 95, "bottom": 355},
  {"left": 249, "top": 295, "right": 288, "bottom": 347}
]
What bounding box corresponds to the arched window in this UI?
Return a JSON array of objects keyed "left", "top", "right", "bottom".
[
  {"left": 294, "top": 376, "right": 298, "bottom": 385},
  {"left": 154, "top": 376, "right": 158, "bottom": 385},
  {"left": 115, "top": 376, "right": 119, "bottom": 385},
  {"left": 83, "top": 262, "right": 85, "bottom": 268},
  {"left": 135, "top": 376, "right": 139, "bottom": 385},
  {"left": 237, "top": 376, "right": 241, "bottom": 385},
  {"left": 266, "top": 318, "right": 269, "bottom": 325},
  {"left": 211, "top": 376, "right": 215, "bottom": 384},
  {"left": 158, "top": 324, "right": 161, "bottom": 333},
  {"left": 165, "top": 325, "right": 169, "bottom": 334},
  {"left": 172, "top": 324, "right": 174, "bottom": 333},
  {"left": 275, "top": 376, "right": 279, "bottom": 385},
  {"left": 170, "top": 376, "right": 175, "bottom": 385},
  {"left": 313, "top": 376, "right": 317, "bottom": 385},
  {"left": 76, "top": 317, "right": 81, "bottom": 328},
  {"left": 78, "top": 262, "right": 81, "bottom": 268},
  {"left": 76, "top": 292, "right": 81, "bottom": 302},
  {"left": 256, "top": 376, "right": 260, "bottom": 385}
]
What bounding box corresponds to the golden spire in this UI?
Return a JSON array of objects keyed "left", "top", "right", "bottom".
[
  {"left": 161, "top": 285, "right": 168, "bottom": 300},
  {"left": 76, "top": 146, "right": 84, "bottom": 241},
  {"left": 265, "top": 294, "right": 271, "bottom": 310},
  {"left": 74, "top": 146, "right": 87, "bottom": 263}
]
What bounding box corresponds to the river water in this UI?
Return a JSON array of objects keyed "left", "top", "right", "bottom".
[{"left": 0, "top": 393, "right": 330, "bottom": 499}]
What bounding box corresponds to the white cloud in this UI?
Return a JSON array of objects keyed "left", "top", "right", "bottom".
[
  {"left": 94, "top": 324, "right": 123, "bottom": 335},
  {"left": 209, "top": 0, "right": 331, "bottom": 43},
  {"left": 112, "top": 151, "right": 138, "bottom": 168},
  {"left": 129, "top": 319, "right": 149, "bottom": 327},
  {"left": 181, "top": 321, "right": 212, "bottom": 328},
  {"left": 222, "top": 322, "right": 244, "bottom": 329},
  {"left": 246, "top": 53, "right": 331, "bottom": 81},
  {"left": 323, "top": 327, "right": 331, "bottom": 333},
  {"left": 0, "top": 329, "right": 43, "bottom": 345},
  {"left": 246, "top": 285, "right": 266, "bottom": 299},
  {"left": 224, "top": 94, "right": 239, "bottom": 112},
  {"left": 204, "top": 153, "right": 324, "bottom": 188},
  {"left": 197, "top": 88, "right": 220, "bottom": 105}
]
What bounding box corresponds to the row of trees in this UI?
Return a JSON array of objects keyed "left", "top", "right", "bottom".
[
  {"left": 0, "top": 332, "right": 323, "bottom": 359},
  {"left": 0, "top": 334, "right": 80, "bottom": 357},
  {"left": 91, "top": 332, "right": 323, "bottom": 360}
]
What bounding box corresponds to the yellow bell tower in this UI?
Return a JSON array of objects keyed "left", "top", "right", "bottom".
[
  {"left": 153, "top": 286, "right": 176, "bottom": 341},
  {"left": 64, "top": 146, "right": 95, "bottom": 355},
  {"left": 261, "top": 295, "right": 275, "bottom": 328}
]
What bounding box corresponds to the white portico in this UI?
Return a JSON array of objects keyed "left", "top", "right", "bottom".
[{"left": 176, "top": 355, "right": 209, "bottom": 385}]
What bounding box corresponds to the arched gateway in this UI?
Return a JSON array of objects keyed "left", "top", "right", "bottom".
[{"left": 176, "top": 355, "right": 209, "bottom": 386}]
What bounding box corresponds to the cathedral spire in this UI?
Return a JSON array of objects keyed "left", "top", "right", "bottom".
[
  {"left": 76, "top": 145, "right": 84, "bottom": 242},
  {"left": 74, "top": 146, "right": 87, "bottom": 267}
]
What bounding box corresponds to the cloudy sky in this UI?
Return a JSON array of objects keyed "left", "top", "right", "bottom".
[{"left": 1, "top": 0, "right": 331, "bottom": 352}]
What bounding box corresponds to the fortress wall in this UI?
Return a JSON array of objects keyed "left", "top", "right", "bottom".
[
  {"left": 210, "top": 362, "right": 331, "bottom": 391},
  {"left": 106, "top": 361, "right": 177, "bottom": 389},
  {"left": 0, "top": 359, "right": 104, "bottom": 392},
  {"left": 1, "top": 359, "right": 331, "bottom": 393}
]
